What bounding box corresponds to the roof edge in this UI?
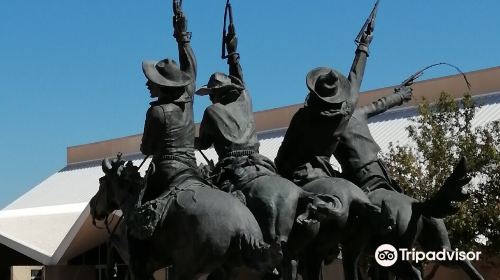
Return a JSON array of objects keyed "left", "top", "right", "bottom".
[
  {"left": 52, "top": 205, "right": 91, "bottom": 264},
  {"left": 0, "top": 230, "right": 52, "bottom": 264}
]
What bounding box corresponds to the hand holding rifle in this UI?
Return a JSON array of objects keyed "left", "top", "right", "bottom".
[
  {"left": 394, "top": 62, "right": 472, "bottom": 102},
  {"left": 355, "top": 0, "right": 379, "bottom": 48},
  {"left": 222, "top": 0, "right": 238, "bottom": 58},
  {"left": 394, "top": 70, "right": 421, "bottom": 103},
  {"left": 395, "top": 86, "right": 413, "bottom": 102},
  {"left": 226, "top": 22, "right": 238, "bottom": 55},
  {"left": 173, "top": 0, "right": 190, "bottom": 42}
]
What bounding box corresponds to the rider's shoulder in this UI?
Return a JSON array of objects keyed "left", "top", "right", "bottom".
[
  {"left": 147, "top": 105, "right": 163, "bottom": 114},
  {"left": 204, "top": 104, "right": 225, "bottom": 117}
]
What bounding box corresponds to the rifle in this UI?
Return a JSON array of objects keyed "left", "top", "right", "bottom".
[
  {"left": 221, "top": 0, "right": 235, "bottom": 59},
  {"left": 173, "top": 0, "right": 183, "bottom": 18},
  {"left": 397, "top": 70, "right": 424, "bottom": 90},
  {"left": 198, "top": 149, "right": 215, "bottom": 170},
  {"left": 355, "top": 0, "right": 379, "bottom": 45},
  {"left": 395, "top": 62, "right": 472, "bottom": 92}
]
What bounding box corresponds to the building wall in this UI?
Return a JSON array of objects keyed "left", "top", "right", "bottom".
[
  {"left": 10, "top": 266, "right": 43, "bottom": 280},
  {"left": 44, "top": 265, "right": 95, "bottom": 280},
  {"left": 0, "top": 244, "right": 41, "bottom": 280}
]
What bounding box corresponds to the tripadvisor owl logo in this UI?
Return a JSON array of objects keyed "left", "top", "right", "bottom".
[
  {"left": 375, "top": 244, "right": 398, "bottom": 267},
  {"left": 374, "top": 244, "right": 482, "bottom": 267}
]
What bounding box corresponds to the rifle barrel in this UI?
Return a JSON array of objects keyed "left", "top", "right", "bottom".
[
  {"left": 221, "top": 1, "right": 229, "bottom": 58},
  {"left": 228, "top": 3, "right": 234, "bottom": 24}
]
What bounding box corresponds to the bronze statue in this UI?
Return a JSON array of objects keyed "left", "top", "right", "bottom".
[
  {"left": 91, "top": 3, "right": 278, "bottom": 280},
  {"left": 294, "top": 88, "right": 482, "bottom": 280},
  {"left": 90, "top": 157, "right": 273, "bottom": 280},
  {"left": 140, "top": 0, "right": 198, "bottom": 206},
  {"left": 195, "top": 3, "right": 363, "bottom": 279},
  {"left": 267, "top": 6, "right": 382, "bottom": 279},
  {"left": 274, "top": 6, "right": 374, "bottom": 187},
  {"left": 335, "top": 88, "right": 483, "bottom": 280},
  {"left": 363, "top": 157, "right": 484, "bottom": 280},
  {"left": 334, "top": 86, "right": 413, "bottom": 193},
  {"left": 334, "top": 61, "right": 472, "bottom": 194},
  {"left": 85, "top": 1, "right": 486, "bottom": 279}
]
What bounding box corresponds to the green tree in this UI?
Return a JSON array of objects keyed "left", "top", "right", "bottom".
[{"left": 383, "top": 91, "right": 500, "bottom": 256}]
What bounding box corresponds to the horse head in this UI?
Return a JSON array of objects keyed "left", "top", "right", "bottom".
[{"left": 89, "top": 155, "right": 143, "bottom": 222}]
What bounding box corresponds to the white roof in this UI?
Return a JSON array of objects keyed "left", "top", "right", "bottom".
[{"left": 1, "top": 92, "right": 499, "bottom": 265}]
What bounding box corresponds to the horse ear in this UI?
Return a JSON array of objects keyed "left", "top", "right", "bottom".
[
  {"left": 102, "top": 158, "right": 113, "bottom": 174},
  {"left": 150, "top": 162, "right": 156, "bottom": 175}
]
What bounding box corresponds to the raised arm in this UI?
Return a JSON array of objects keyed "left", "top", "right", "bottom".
[
  {"left": 361, "top": 87, "right": 413, "bottom": 118},
  {"left": 222, "top": 0, "right": 245, "bottom": 84},
  {"left": 347, "top": 3, "right": 377, "bottom": 108},
  {"left": 223, "top": 4, "right": 244, "bottom": 84},
  {"left": 348, "top": 47, "right": 369, "bottom": 104},
  {"left": 173, "top": 1, "right": 197, "bottom": 87}
]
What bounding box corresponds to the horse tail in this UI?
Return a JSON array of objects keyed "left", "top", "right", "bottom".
[
  {"left": 235, "top": 232, "right": 272, "bottom": 272},
  {"left": 421, "top": 157, "right": 471, "bottom": 218}
]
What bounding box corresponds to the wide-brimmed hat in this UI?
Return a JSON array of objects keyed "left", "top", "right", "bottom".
[
  {"left": 142, "top": 59, "right": 193, "bottom": 87},
  {"left": 306, "top": 67, "right": 350, "bottom": 105},
  {"left": 195, "top": 72, "right": 244, "bottom": 96}
]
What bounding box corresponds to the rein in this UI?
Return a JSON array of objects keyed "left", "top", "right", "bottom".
[{"left": 105, "top": 213, "right": 124, "bottom": 236}]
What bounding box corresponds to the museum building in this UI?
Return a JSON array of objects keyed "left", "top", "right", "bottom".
[{"left": 1, "top": 66, "right": 500, "bottom": 280}]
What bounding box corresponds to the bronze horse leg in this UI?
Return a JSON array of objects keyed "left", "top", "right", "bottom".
[{"left": 418, "top": 217, "right": 484, "bottom": 280}]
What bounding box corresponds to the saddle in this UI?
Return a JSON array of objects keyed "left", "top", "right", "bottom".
[
  {"left": 213, "top": 153, "right": 277, "bottom": 193},
  {"left": 127, "top": 168, "right": 212, "bottom": 240}
]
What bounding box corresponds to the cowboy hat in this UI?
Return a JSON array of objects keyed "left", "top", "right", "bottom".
[
  {"left": 306, "top": 67, "right": 351, "bottom": 105},
  {"left": 195, "top": 72, "right": 244, "bottom": 96},
  {"left": 142, "top": 59, "right": 193, "bottom": 87}
]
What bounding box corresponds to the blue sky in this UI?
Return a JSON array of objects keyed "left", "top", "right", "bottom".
[{"left": 0, "top": 0, "right": 499, "bottom": 208}]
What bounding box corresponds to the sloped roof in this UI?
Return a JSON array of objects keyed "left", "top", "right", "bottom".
[{"left": 1, "top": 91, "right": 499, "bottom": 265}]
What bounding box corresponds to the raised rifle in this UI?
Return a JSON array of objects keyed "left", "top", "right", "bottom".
[
  {"left": 221, "top": 0, "right": 235, "bottom": 59},
  {"left": 355, "top": 0, "right": 379, "bottom": 45},
  {"left": 173, "top": 0, "right": 184, "bottom": 35},
  {"left": 173, "top": 0, "right": 183, "bottom": 19}
]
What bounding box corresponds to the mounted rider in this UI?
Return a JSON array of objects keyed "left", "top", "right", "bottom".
[
  {"left": 335, "top": 61, "right": 472, "bottom": 193},
  {"left": 334, "top": 87, "right": 413, "bottom": 193},
  {"left": 274, "top": 12, "right": 376, "bottom": 186},
  {"left": 194, "top": 4, "right": 275, "bottom": 192},
  {"left": 194, "top": 8, "right": 350, "bottom": 277},
  {"left": 133, "top": 1, "right": 200, "bottom": 238}
]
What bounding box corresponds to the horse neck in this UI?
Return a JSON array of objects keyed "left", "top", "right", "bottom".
[{"left": 115, "top": 179, "right": 142, "bottom": 216}]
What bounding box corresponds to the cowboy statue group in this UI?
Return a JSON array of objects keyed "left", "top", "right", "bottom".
[{"left": 89, "top": 1, "right": 485, "bottom": 280}]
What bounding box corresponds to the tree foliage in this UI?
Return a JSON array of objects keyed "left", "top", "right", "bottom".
[{"left": 383, "top": 91, "right": 500, "bottom": 255}]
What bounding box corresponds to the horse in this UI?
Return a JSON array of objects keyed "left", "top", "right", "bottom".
[
  {"left": 234, "top": 174, "right": 350, "bottom": 280},
  {"left": 285, "top": 177, "right": 385, "bottom": 280},
  {"left": 363, "top": 197, "right": 483, "bottom": 278},
  {"left": 90, "top": 157, "right": 273, "bottom": 280},
  {"left": 360, "top": 157, "right": 484, "bottom": 280},
  {"left": 196, "top": 168, "right": 357, "bottom": 280},
  {"left": 206, "top": 150, "right": 376, "bottom": 280},
  {"left": 297, "top": 157, "right": 484, "bottom": 280}
]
